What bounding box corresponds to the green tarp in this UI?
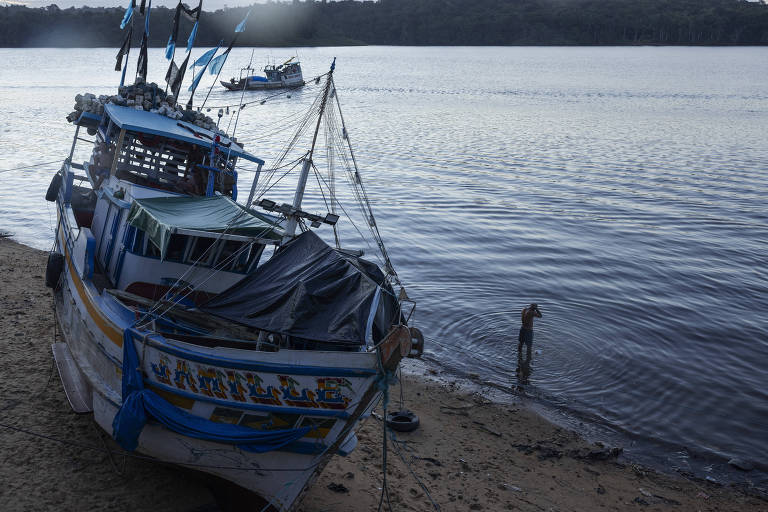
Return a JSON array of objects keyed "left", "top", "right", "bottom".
[{"left": 127, "top": 195, "right": 283, "bottom": 260}]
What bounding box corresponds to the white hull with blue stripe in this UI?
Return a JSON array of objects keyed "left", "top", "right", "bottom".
[
  {"left": 53, "top": 209, "right": 411, "bottom": 509},
  {"left": 47, "top": 62, "right": 420, "bottom": 511}
]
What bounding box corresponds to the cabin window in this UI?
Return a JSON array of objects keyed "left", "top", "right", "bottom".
[
  {"left": 216, "top": 239, "right": 245, "bottom": 271},
  {"left": 165, "top": 234, "right": 189, "bottom": 262},
  {"left": 245, "top": 244, "right": 266, "bottom": 272},
  {"left": 259, "top": 244, "right": 276, "bottom": 267},
  {"left": 231, "top": 243, "right": 264, "bottom": 273},
  {"left": 230, "top": 243, "right": 252, "bottom": 273},
  {"left": 132, "top": 229, "right": 145, "bottom": 254},
  {"left": 213, "top": 240, "right": 265, "bottom": 273},
  {"left": 147, "top": 239, "right": 161, "bottom": 258},
  {"left": 187, "top": 237, "right": 216, "bottom": 266}
]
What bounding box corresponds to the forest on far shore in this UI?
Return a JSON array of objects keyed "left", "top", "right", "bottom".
[{"left": 1, "top": 0, "right": 767, "bottom": 47}]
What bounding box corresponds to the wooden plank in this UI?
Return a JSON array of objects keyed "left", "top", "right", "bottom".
[{"left": 51, "top": 342, "right": 93, "bottom": 414}]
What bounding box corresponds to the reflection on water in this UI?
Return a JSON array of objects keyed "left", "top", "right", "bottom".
[
  {"left": 1, "top": 46, "right": 767, "bottom": 467},
  {"left": 515, "top": 354, "right": 532, "bottom": 387}
]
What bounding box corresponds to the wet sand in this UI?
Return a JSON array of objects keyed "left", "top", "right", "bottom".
[{"left": 1, "top": 237, "right": 765, "bottom": 511}]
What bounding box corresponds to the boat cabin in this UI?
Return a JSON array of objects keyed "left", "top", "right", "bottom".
[
  {"left": 56, "top": 106, "right": 281, "bottom": 306},
  {"left": 265, "top": 61, "right": 303, "bottom": 84},
  {"left": 86, "top": 104, "right": 261, "bottom": 199}
]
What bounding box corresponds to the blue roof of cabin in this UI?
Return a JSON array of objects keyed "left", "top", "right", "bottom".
[{"left": 104, "top": 104, "right": 263, "bottom": 165}]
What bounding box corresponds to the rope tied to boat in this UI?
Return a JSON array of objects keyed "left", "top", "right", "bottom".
[{"left": 376, "top": 369, "right": 397, "bottom": 412}]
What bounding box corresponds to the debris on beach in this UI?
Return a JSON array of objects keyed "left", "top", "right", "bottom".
[{"left": 327, "top": 482, "right": 350, "bottom": 493}]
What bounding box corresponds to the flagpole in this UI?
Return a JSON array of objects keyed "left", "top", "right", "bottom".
[
  {"left": 165, "top": 49, "right": 175, "bottom": 95},
  {"left": 164, "top": 1, "right": 180, "bottom": 95},
  {"left": 120, "top": 30, "right": 131, "bottom": 87},
  {"left": 200, "top": 41, "right": 235, "bottom": 109},
  {"left": 201, "top": 10, "right": 250, "bottom": 110},
  {"left": 118, "top": 0, "right": 135, "bottom": 87},
  {"left": 164, "top": 0, "right": 202, "bottom": 104},
  {"left": 135, "top": 0, "right": 153, "bottom": 84},
  {"left": 185, "top": 41, "right": 222, "bottom": 110}
]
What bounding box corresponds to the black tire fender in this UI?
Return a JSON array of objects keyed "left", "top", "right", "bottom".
[
  {"left": 45, "top": 252, "right": 65, "bottom": 289},
  {"left": 45, "top": 172, "right": 62, "bottom": 202},
  {"left": 386, "top": 409, "right": 420, "bottom": 433}
]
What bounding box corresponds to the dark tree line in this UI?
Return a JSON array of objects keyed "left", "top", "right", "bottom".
[{"left": 0, "top": 0, "right": 766, "bottom": 47}]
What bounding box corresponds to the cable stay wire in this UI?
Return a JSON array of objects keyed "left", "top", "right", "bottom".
[
  {"left": 309, "top": 161, "right": 381, "bottom": 267},
  {"left": 199, "top": 71, "right": 329, "bottom": 111},
  {"left": 249, "top": 73, "right": 398, "bottom": 284},
  {"left": 330, "top": 83, "right": 398, "bottom": 284},
  {"left": 0, "top": 160, "right": 61, "bottom": 174},
  {"left": 138, "top": 68, "right": 401, "bottom": 324},
  {"left": 237, "top": 107, "right": 315, "bottom": 145}
]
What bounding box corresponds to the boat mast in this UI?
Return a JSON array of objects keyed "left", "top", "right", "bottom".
[{"left": 282, "top": 58, "right": 335, "bottom": 243}]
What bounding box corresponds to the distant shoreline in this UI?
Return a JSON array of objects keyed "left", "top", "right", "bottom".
[
  {"left": 2, "top": 43, "right": 768, "bottom": 49},
  {"left": 1, "top": 0, "right": 766, "bottom": 48}
]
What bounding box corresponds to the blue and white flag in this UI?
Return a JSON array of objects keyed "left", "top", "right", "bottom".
[
  {"left": 235, "top": 10, "right": 251, "bottom": 33},
  {"left": 208, "top": 52, "right": 228, "bottom": 75},
  {"left": 188, "top": 66, "right": 207, "bottom": 93},
  {"left": 144, "top": 0, "right": 151, "bottom": 36},
  {"left": 206, "top": 10, "right": 251, "bottom": 77},
  {"left": 189, "top": 42, "right": 222, "bottom": 92},
  {"left": 193, "top": 47, "right": 218, "bottom": 68},
  {"left": 186, "top": 21, "right": 199, "bottom": 53},
  {"left": 120, "top": 0, "right": 134, "bottom": 29},
  {"left": 165, "top": 35, "right": 175, "bottom": 60}
]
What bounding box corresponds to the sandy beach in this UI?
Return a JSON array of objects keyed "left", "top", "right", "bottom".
[{"left": 1, "top": 237, "right": 765, "bottom": 511}]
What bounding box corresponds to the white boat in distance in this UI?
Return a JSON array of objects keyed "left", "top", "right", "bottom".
[
  {"left": 222, "top": 57, "right": 305, "bottom": 91},
  {"left": 45, "top": 8, "right": 423, "bottom": 509}
]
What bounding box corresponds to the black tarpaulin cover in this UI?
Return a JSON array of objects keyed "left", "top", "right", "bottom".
[{"left": 202, "top": 230, "right": 398, "bottom": 345}]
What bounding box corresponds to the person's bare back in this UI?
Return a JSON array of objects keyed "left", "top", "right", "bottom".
[{"left": 521, "top": 303, "right": 542, "bottom": 330}]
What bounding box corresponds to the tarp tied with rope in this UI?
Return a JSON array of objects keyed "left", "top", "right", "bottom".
[
  {"left": 202, "top": 230, "right": 400, "bottom": 346},
  {"left": 126, "top": 195, "right": 283, "bottom": 260}
]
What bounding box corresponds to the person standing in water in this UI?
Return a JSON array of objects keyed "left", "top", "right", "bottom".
[{"left": 518, "top": 303, "right": 542, "bottom": 362}]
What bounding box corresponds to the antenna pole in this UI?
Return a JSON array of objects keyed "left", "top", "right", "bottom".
[
  {"left": 282, "top": 58, "right": 335, "bottom": 242},
  {"left": 308, "top": 58, "right": 335, "bottom": 162}
]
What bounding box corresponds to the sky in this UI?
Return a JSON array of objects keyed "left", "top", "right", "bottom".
[
  {"left": 2, "top": 0, "right": 259, "bottom": 8},
  {"left": 5, "top": 0, "right": 766, "bottom": 7}
]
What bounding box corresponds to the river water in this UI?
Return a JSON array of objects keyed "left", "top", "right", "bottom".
[{"left": 1, "top": 46, "right": 767, "bottom": 477}]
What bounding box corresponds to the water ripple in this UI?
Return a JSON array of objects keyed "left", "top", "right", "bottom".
[{"left": 1, "top": 46, "right": 767, "bottom": 467}]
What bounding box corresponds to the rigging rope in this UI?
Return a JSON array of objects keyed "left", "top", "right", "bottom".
[
  {"left": 376, "top": 355, "right": 395, "bottom": 512},
  {"left": 308, "top": 162, "right": 380, "bottom": 266},
  {"left": 0, "top": 160, "right": 61, "bottom": 173},
  {"left": 330, "top": 80, "right": 398, "bottom": 283},
  {"left": 389, "top": 430, "right": 442, "bottom": 511},
  {"left": 139, "top": 219, "right": 280, "bottom": 325},
  {"left": 201, "top": 71, "right": 329, "bottom": 111}
]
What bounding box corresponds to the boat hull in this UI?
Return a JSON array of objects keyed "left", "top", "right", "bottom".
[
  {"left": 53, "top": 205, "right": 407, "bottom": 511},
  {"left": 221, "top": 80, "right": 306, "bottom": 91}
]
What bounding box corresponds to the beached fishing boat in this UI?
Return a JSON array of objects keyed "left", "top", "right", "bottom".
[
  {"left": 44, "top": 5, "right": 422, "bottom": 511},
  {"left": 222, "top": 57, "right": 305, "bottom": 91}
]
